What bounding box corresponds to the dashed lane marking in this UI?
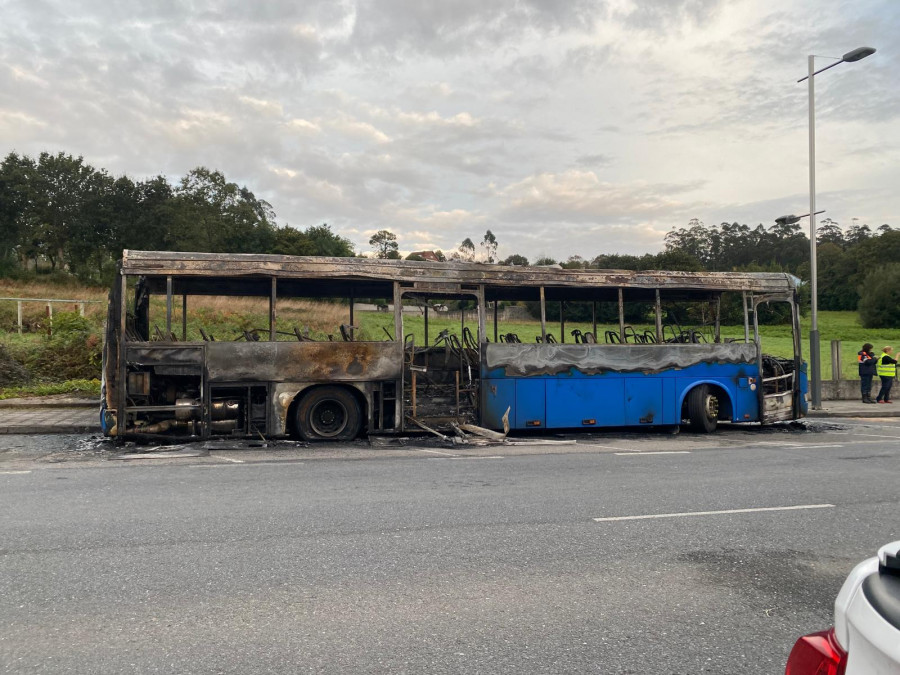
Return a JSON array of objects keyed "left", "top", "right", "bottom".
[
  {"left": 614, "top": 451, "right": 691, "bottom": 456},
  {"left": 449, "top": 456, "right": 504, "bottom": 460},
  {"left": 0, "top": 470, "right": 32, "bottom": 475},
  {"left": 593, "top": 503, "right": 834, "bottom": 522}
]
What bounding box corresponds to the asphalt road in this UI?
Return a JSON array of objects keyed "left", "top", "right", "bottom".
[{"left": 1, "top": 419, "right": 899, "bottom": 674}]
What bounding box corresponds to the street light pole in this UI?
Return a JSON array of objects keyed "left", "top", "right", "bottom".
[
  {"left": 807, "top": 54, "right": 821, "bottom": 409},
  {"left": 797, "top": 46, "right": 875, "bottom": 409}
]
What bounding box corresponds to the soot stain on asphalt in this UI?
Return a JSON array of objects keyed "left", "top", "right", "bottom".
[{"left": 677, "top": 548, "right": 849, "bottom": 614}]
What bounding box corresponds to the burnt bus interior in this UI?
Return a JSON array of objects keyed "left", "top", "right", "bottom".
[{"left": 104, "top": 252, "right": 804, "bottom": 441}]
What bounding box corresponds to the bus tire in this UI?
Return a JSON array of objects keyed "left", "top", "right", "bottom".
[
  {"left": 294, "top": 386, "right": 362, "bottom": 442},
  {"left": 686, "top": 385, "right": 718, "bottom": 433}
]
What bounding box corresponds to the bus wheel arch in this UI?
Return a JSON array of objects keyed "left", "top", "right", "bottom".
[
  {"left": 682, "top": 383, "right": 731, "bottom": 433},
  {"left": 290, "top": 385, "right": 365, "bottom": 442}
]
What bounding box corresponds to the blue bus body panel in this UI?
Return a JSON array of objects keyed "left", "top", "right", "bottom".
[
  {"left": 546, "top": 378, "right": 625, "bottom": 428},
  {"left": 799, "top": 362, "right": 809, "bottom": 415},
  {"left": 625, "top": 378, "right": 663, "bottom": 425},
  {"left": 482, "top": 359, "right": 763, "bottom": 430},
  {"left": 515, "top": 379, "right": 546, "bottom": 428}
]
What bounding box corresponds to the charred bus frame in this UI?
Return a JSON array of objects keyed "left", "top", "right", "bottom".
[{"left": 101, "top": 250, "right": 806, "bottom": 441}]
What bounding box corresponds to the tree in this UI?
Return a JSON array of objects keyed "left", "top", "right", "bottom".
[
  {"left": 591, "top": 253, "right": 641, "bottom": 270},
  {"left": 650, "top": 249, "right": 703, "bottom": 272},
  {"left": 169, "top": 167, "right": 275, "bottom": 253},
  {"left": 272, "top": 225, "right": 315, "bottom": 257},
  {"left": 480, "top": 230, "right": 498, "bottom": 263},
  {"left": 303, "top": 224, "right": 354, "bottom": 257},
  {"left": 817, "top": 242, "right": 860, "bottom": 311},
  {"left": 845, "top": 222, "right": 872, "bottom": 247},
  {"left": 501, "top": 254, "right": 529, "bottom": 266},
  {"left": 0, "top": 153, "right": 37, "bottom": 267},
  {"left": 456, "top": 237, "right": 475, "bottom": 262},
  {"left": 859, "top": 263, "right": 900, "bottom": 328},
  {"left": 817, "top": 218, "right": 844, "bottom": 247},
  {"left": 561, "top": 255, "right": 585, "bottom": 269},
  {"left": 369, "top": 230, "right": 399, "bottom": 259},
  {"left": 30, "top": 152, "right": 100, "bottom": 270}
]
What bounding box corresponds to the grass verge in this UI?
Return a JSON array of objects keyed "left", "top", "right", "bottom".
[{"left": 0, "top": 378, "right": 101, "bottom": 400}]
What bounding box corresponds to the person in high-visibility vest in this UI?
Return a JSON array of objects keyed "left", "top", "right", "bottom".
[{"left": 875, "top": 346, "right": 898, "bottom": 403}]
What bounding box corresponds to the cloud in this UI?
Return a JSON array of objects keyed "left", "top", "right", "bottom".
[
  {"left": 239, "top": 96, "right": 284, "bottom": 117},
  {"left": 345, "top": 0, "right": 602, "bottom": 59},
  {"left": 617, "top": 0, "right": 724, "bottom": 33},
  {"left": 494, "top": 170, "right": 706, "bottom": 223},
  {"left": 0, "top": 0, "right": 896, "bottom": 264}
]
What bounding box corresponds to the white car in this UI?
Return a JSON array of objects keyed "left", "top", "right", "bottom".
[{"left": 786, "top": 541, "right": 900, "bottom": 674}]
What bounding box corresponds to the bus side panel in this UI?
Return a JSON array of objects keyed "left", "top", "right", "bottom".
[
  {"left": 624, "top": 378, "right": 663, "bottom": 426},
  {"left": 515, "top": 379, "right": 546, "bottom": 428},
  {"left": 481, "top": 378, "right": 516, "bottom": 430},
  {"left": 547, "top": 378, "right": 625, "bottom": 428}
]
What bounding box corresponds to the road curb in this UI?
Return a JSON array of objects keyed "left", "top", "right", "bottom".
[
  {"left": 0, "top": 425, "right": 98, "bottom": 435},
  {"left": 0, "top": 399, "right": 97, "bottom": 409}
]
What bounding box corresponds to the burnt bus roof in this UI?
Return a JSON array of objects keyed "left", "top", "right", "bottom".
[{"left": 120, "top": 250, "right": 799, "bottom": 302}]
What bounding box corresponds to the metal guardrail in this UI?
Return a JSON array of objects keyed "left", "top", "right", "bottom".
[{"left": 0, "top": 297, "right": 104, "bottom": 335}]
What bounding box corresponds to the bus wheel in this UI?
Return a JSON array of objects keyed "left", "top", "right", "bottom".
[
  {"left": 687, "top": 385, "right": 718, "bottom": 433},
  {"left": 294, "top": 386, "right": 362, "bottom": 442}
]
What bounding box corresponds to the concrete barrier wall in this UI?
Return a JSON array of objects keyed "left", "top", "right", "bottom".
[{"left": 822, "top": 378, "right": 895, "bottom": 400}]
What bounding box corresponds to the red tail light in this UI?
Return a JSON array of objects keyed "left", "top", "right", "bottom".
[{"left": 785, "top": 628, "right": 847, "bottom": 675}]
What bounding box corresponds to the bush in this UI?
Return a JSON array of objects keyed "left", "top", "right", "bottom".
[
  {"left": 24, "top": 311, "right": 102, "bottom": 381},
  {"left": 0, "top": 344, "right": 29, "bottom": 387},
  {"left": 859, "top": 264, "right": 900, "bottom": 328}
]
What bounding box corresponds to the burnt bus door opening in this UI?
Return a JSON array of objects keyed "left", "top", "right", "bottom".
[
  {"left": 398, "top": 284, "right": 484, "bottom": 431},
  {"left": 753, "top": 292, "right": 803, "bottom": 423}
]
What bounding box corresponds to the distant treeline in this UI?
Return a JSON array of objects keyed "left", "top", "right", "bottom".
[
  {"left": 0, "top": 151, "right": 354, "bottom": 284},
  {"left": 660, "top": 218, "right": 900, "bottom": 323}
]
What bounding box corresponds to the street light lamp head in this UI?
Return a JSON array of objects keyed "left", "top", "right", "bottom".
[
  {"left": 776, "top": 215, "right": 802, "bottom": 226},
  {"left": 842, "top": 47, "right": 876, "bottom": 63}
]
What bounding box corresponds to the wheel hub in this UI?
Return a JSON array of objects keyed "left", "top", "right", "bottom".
[
  {"left": 704, "top": 395, "right": 719, "bottom": 419},
  {"left": 311, "top": 401, "right": 347, "bottom": 437}
]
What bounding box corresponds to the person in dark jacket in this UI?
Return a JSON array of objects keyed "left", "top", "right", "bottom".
[
  {"left": 858, "top": 343, "right": 877, "bottom": 403},
  {"left": 875, "top": 346, "right": 898, "bottom": 403}
]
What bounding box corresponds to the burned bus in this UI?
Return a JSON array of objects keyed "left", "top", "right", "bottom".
[{"left": 101, "top": 250, "right": 807, "bottom": 441}]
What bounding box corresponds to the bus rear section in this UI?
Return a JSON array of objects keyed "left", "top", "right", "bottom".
[
  {"left": 468, "top": 275, "right": 806, "bottom": 434},
  {"left": 480, "top": 342, "right": 801, "bottom": 433}
]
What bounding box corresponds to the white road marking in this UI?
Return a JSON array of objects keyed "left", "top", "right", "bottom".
[
  {"left": 756, "top": 441, "right": 845, "bottom": 449},
  {"left": 419, "top": 449, "right": 456, "bottom": 456},
  {"left": 210, "top": 455, "right": 244, "bottom": 463},
  {"left": 0, "top": 470, "right": 31, "bottom": 475},
  {"left": 593, "top": 503, "right": 834, "bottom": 522},
  {"left": 585, "top": 444, "right": 634, "bottom": 452},
  {"left": 449, "top": 456, "right": 504, "bottom": 460},
  {"left": 614, "top": 451, "right": 691, "bottom": 456},
  {"left": 191, "top": 463, "right": 247, "bottom": 468}
]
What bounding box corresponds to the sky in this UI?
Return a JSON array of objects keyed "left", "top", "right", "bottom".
[{"left": 1, "top": 0, "right": 897, "bottom": 262}]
